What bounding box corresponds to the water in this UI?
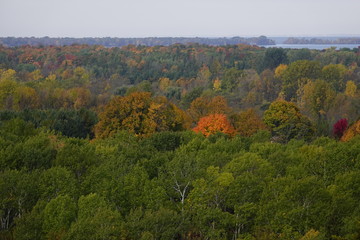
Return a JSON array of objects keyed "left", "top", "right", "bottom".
[{"left": 261, "top": 44, "right": 360, "bottom": 50}]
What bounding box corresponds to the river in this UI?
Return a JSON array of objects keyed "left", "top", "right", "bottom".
[{"left": 261, "top": 44, "right": 360, "bottom": 50}]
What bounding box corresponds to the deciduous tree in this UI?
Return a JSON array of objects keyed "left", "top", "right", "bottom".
[
  {"left": 193, "top": 114, "right": 235, "bottom": 137},
  {"left": 95, "top": 92, "right": 188, "bottom": 138},
  {"left": 263, "top": 100, "right": 314, "bottom": 142},
  {"left": 230, "top": 109, "right": 268, "bottom": 137}
]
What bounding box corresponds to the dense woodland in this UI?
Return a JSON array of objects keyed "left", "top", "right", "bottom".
[{"left": 1, "top": 42, "right": 360, "bottom": 239}]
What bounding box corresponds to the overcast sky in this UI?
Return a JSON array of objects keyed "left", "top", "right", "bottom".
[{"left": 1, "top": 0, "right": 359, "bottom": 37}]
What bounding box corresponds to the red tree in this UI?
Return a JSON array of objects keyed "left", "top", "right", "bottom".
[{"left": 333, "top": 118, "right": 348, "bottom": 139}]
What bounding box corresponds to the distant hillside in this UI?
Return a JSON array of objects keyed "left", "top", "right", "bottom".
[
  {"left": 0, "top": 36, "right": 275, "bottom": 47},
  {"left": 284, "top": 37, "right": 360, "bottom": 44}
]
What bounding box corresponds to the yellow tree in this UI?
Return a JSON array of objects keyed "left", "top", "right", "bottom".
[
  {"left": 0, "top": 70, "right": 18, "bottom": 109},
  {"left": 158, "top": 77, "right": 171, "bottom": 92},
  {"left": 94, "top": 92, "right": 188, "bottom": 138},
  {"left": 344, "top": 81, "right": 357, "bottom": 97},
  {"left": 67, "top": 87, "right": 92, "bottom": 109},
  {"left": 302, "top": 79, "right": 336, "bottom": 120},
  {"left": 13, "top": 86, "right": 40, "bottom": 110},
  {"left": 341, "top": 120, "right": 360, "bottom": 142}
]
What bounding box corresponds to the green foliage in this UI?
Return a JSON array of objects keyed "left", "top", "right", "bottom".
[
  {"left": 66, "top": 193, "right": 122, "bottom": 240},
  {"left": 281, "top": 60, "right": 321, "bottom": 101},
  {"left": 263, "top": 100, "right": 314, "bottom": 142},
  {"left": 54, "top": 138, "right": 97, "bottom": 180},
  {"left": 262, "top": 47, "right": 288, "bottom": 69},
  {"left": 39, "top": 167, "right": 77, "bottom": 200},
  {"left": 43, "top": 195, "right": 76, "bottom": 239},
  {"left": 321, "top": 64, "right": 348, "bottom": 91},
  {"left": 222, "top": 67, "right": 244, "bottom": 92}
]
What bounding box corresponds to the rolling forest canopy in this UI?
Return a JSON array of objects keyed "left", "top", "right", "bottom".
[{"left": 1, "top": 41, "right": 360, "bottom": 239}]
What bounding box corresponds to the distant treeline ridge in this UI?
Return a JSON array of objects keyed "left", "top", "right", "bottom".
[
  {"left": 284, "top": 37, "right": 360, "bottom": 45},
  {"left": 0, "top": 36, "right": 275, "bottom": 47}
]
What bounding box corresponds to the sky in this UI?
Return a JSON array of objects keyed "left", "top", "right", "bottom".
[{"left": 1, "top": 0, "right": 360, "bottom": 38}]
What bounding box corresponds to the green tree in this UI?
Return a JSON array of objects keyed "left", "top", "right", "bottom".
[
  {"left": 321, "top": 64, "right": 347, "bottom": 91},
  {"left": 222, "top": 68, "right": 244, "bottom": 92},
  {"left": 281, "top": 60, "right": 321, "bottom": 101},
  {"left": 54, "top": 138, "right": 97, "bottom": 181},
  {"left": 42, "top": 195, "right": 76, "bottom": 240},
  {"left": 263, "top": 100, "right": 314, "bottom": 142},
  {"left": 39, "top": 167, "right": 77, "bottom": 201},
  {"left": 302, "top": 79, "right": 336, "bottom": 135},
  {"left": 66, "top": 193, "right": 122, "bottom": 240},
  {"left": 262, "top": 48, "right": 288, "bottom": 70}
]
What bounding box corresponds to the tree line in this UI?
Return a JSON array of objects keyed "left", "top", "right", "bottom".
[{"left": 0, "top": 36, "right": 275, "bottom": 48}]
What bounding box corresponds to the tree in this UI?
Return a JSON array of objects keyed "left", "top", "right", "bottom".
[
  {"left": 67, "top": 87, "right": 92, "bottom": 109},
  {"left": 186, "top": 166, "right": 235, "bottom": 239},
  {"left": 333, "top": 119, "right": 348, "bottom": 140},
  {"left": 39, "top": 167, "right": 77, "bottom": 201},
  {"left": 0, "top": 170, "right": 39, "bottom": 234},
  {"left": 260, "top": 69, "right": 281, "bottom": 101},
  {"left": 94, "top": 92, "right": 188, "bottom": 138},
  {"left": 222, "top": 68, "right": 244, "bottom": 92},
  {"left": 13, "top": 86, "right": 40, "bottom": 110},
  {"left": 188, "top": 95, "right": 231, "bottom": 123},
  {"left": 341, "top": 120, "right": 360, "bottom": 142},
  {"left": 0, "top": 78, "right": 18, "bottom": 110},
  {"left": 274, "top": 64, "right": 288, "bottom": 79},
  {"left": 287, "top": 48, "right": 312, "bottom": 63},
  {"left": 13, "top": 200, "right": 47, "bottom": 240},
  {"left": 193, "top": 114, "right": 235, "bottom": 137},
  {"left": 263, "top": 100, "right": 314, "bottom": 142},
  {"left": 321, "top": 64, "right": 347, "bottom": 91},
  {"left": 195, "top": 65, "right": 211, "bottom": 88},
  {"left": 345, "top": 81, "right": 357, "bottom": 97},
  {"left": 66, "top": 193, "right": 122, "bottom": 240},
  {"left": 262, "top": 48, "right": 288, "bottom": 70},
  {"left": 43, "top": 195, "right": 76, "bottom": 240},
  {"left": 302, "top": 79, "right": 336, "bottom": 120},
  {"left": 281, "top": 60, "right": 321, "bottom": 101},
  {"left": 125, "top": 207, "right": 182, "bottom": 240},
  {"left": 158, "top": 77, "right": 171, "bottom": 92},
  {"left": 230, "top": 109, "right": 268, "bottom": 137},
  {"left": 54, "top": 138, "right": 97, "bottom": 181}
]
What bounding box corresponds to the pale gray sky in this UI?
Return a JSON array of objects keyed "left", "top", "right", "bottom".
[{"left": 0, "top": 0, "right": 359, "bottom": 37}]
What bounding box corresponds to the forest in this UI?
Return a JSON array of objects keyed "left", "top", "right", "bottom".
[{"left": 1, "top": 42, "right": 360, "bottom": 239}]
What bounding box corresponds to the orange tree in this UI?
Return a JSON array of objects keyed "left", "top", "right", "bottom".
[
  {"left": 193, "top": 113, "right": 235, "bottom": 137},
  {"left": 94, "top": 92, "right": 189, "bottom": 138},
  {"left": 341, "top": 120, "right": 360, "bottom": 142}
]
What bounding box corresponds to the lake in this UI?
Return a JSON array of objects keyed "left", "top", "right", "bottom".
[{"left": 261, "top": 44, "right": 360, "bottom": 50}]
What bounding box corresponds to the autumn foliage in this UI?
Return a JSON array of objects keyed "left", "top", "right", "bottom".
[
  {"left": 94, "top": 92, "right": 189, "bottom": 138},
  {"left": 341, "top": 120, "right": 360, "bottom": 142},
  {"left": 333, "top": 118, "right": 348, "bottom": 139},
  {"left": 188, "top": 96, "right": 231, "bottom": 123},
  {"left": 230, "top": 109, "right": 268, "bottom": 137},
  {"left": 193, "top": 114, "right": 235, "bottom": 137}
]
